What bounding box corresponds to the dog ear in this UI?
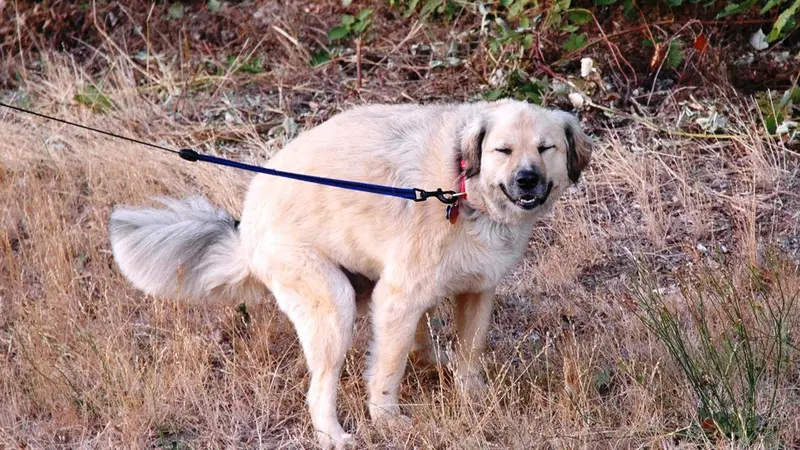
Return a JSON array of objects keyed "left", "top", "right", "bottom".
[
  {"left": 560, "top": 113, "right": 592, "bottom": 183},
  {"left": 459, "top": 118, "right": 487, "bottom": 178}
]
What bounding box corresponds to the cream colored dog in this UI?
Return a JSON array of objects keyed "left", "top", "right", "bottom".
[{"left": 108, "top": 99, "right": 592, "bottom": 449}]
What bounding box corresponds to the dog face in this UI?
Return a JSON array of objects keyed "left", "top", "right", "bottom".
[{"left": 459, "top": 101, "right": 592, "bottom": 223}]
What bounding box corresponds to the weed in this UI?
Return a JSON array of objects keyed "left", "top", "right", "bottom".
[
  {"left": 327, "top": 9, "right": 374, "bottom": 42},
  {"left": 630, "top": 252, "right": 798, "bottom": 444},
  {"left": 74, "top": 85, "right": 112, "bottom": 113}
]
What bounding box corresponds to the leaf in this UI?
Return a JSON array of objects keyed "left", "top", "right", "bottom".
[
  {"left": 352, "top": 18, "right": 371, "bottom": 35},
  {"left": 310, "top": 50, "right": 332, "bottom": 67},
  {"left": 168, "top": 2, "right": 184, "bottom": 20},
  {"left": 767, "top": 0, "right": 800, "bottom": 42},
  {"left": 508, "top": 0, "right": 529, "bottom": 18},
  {"left": 665, "top": 40, "right": 684, "bottom": 69},
  {"left": 562, "top": 32, "right": 587, "bottom": 52},
  {"left": 74, "top": 85, "right": 112, "bottom": 113},
  {"left": 402, "top": 0, "right": 420, "bottom": 18},
  {"left": 561, "top": 24, "right": 580, "bottom": 33},
  {"left": 403, "top": 0, "right": 420, "bottom": 16},
  {"left": 356, "top": 8, "right": 374, "bottom": 21},
  {"left": 484, "top": 89, "right": 506, "bottom": 100},
  {"left": 567, "top": 10, "right": 592, "bottom": 25},
  {"left": 623, "top": 0, "right": 637, "bottom": 16},
  {"left": 594, "top": 0, "right": 617, "bottom": 5},
  {"left": 760, "top": 0, "right": 784, "bottom": 13},
  {"left": 420, "top": 0, "right": 443, "bottom": 17},
  {"left": 749, "top": 28, "right": 769, "bottom": 50},
  {"left": 715, "top": 0, "right": 757, "bottom": 18},
  {"left": 240, "top": 56, "right": 265, "bottom": 74},
  {"left": 341, "top": 14, "right": 355, "bottom": 27},
  {"left": 207, "top": 0, "right": 222, "bottom": 12},
  {"left": 694, "top": 33, "right": 709, "bottom": 55},
  {"left": 521, "top": 34, "right": 534, "bottom": 49},
  {"left": 327, "top": 26, "right": 350, "bottom": 41}
]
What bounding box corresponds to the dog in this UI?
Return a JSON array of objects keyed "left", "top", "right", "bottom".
[{"left": 108, "top": 99, "right": 592, "bottom": 449}]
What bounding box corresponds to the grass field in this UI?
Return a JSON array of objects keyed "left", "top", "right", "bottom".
[{"left": 1, "top": 1, "right": 799, "bottom": 449}]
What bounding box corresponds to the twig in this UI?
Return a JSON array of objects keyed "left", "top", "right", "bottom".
[
  {"left": 13, "top": 0, "right": 27, "bottom": 81},
  {"left": 580, "top": 8, "right": 636, "bottom": 89},
  {"left": 356, "top": 36, "right": 363, "bottom": 90},
  {"left": 365, "top": 20, "right": 424, "bottom": 77},
  {"left": 272, "top": 24, "right": 311, "bottom": 62},
  {"left": 557, "top": 18, "right": 777, "bottom": 64},
  {"left": 587, "top": 100, "right": 745, "bottom": 140}
]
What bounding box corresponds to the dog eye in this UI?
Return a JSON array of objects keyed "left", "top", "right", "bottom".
[
  {"left": 496, "top": 148, "right": 512, "bottom": 155},
  {"left": 538, "top": 145, "right": 555, "bottom": 154}
]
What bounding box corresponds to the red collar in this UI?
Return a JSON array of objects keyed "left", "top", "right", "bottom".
[{"left": 448, "top": 158, "right": 468, "bottom": 224}]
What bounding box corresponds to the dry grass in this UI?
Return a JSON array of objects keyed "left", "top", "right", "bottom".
[{"left": 1, "top": 35, "right": 799, "bottom": 450}]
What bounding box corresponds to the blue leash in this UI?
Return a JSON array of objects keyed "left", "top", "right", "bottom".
[{"left": 1, "top": 101, "right": 461, "bottom": 205}]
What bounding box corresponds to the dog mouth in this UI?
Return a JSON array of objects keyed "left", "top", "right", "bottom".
[{"left": 500, "top": 181, "right": 554, "bottom": 210}]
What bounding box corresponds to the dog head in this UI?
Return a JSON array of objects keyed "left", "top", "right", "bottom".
[{"left": 458, "top": 100, "right": 592, "bottom": 223}]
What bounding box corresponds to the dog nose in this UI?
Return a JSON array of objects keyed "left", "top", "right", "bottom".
[{"left": 515, "top": 170, "right": 539, "bottom": 190}]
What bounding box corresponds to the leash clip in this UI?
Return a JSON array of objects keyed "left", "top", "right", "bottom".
[{"left": 413, "top": 188, "right": 462, "bottom": 205}]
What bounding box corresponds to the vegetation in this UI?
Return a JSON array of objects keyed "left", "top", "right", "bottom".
[{"left": 1, "top": 0, "right": 798, "bottom": 448}]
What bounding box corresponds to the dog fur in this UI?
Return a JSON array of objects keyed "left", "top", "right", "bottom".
[{"left": 108, "top": 99, "right": 592, "bottom": 449}]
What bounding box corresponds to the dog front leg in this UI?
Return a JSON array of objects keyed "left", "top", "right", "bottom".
[
  {"left": 365, "top": 280, "right": 432, "bottom": 425},
  {"left": 453, "top": 291, "right": 494, "bottom": 399}
]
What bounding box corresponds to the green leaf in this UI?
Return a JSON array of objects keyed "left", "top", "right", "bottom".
[
  {"left": 561, "top": 24, "right": 580, "bottom": 33},
  {"left": 665, "top": 40, "right": 684, "bottom": 69},
  {"left": 562, "top": 32, "right": 587, "bottom": 52},
  {"left": 352, "top": 18, "right": 371, "bottom": 35},
  {"left": 240, "top": 56, "right": 265, "bottom": 74},
  {"left": 420, "top": 0, "right": 443, "bottom": 17},
  {"left": 567, "top": 10, "right": 592, "bottom": 25},
  {"left": 310, "top": 50, "right": 332, "bottom": 67},
  {"left": 207, "top": 0, "right": 222, "bottom": 12},
  {"left": 341, "top": 14, "right": 355, "bottom": 27},
  {"left": 521, "top": 34, "right": 534, "bottom": 49},
  {"left": 327, "top": 26, "right": 350, "bottom": 41},
  {"left": 623, "top": 0, "right": 637, "bottom": 16},
  {"left": 519, "top": 16, "right": 531, "bottom": 28},
  {"left": 760, "top": 0, "right": 784, "bottom": 13},
  {"left": 715, "top": 0, "right": 757, "bottom": 18},
  {"left": 74, "top": 85, "right": 112, "bottom": 113},
  {"left": 594, "top": 0, "right": 617, "bottom": 5},
  {"left": 508, "top": 0, "right": 529, "bottom": 18},
  {"left": 668, "top": 0, "right": 683, "bottom": 5},
  {"left": 402, "top": 0, "right": 420, "bottom": 18},
  {"left": 356, "top": 8, "right": 374, "bottom": 21},
  {"left": 767, "top": 0, "right": 800, "bottom": 42},
  {"left": 484, "top": 89, "right": 506, "bottom": 100},
  {"left": 168, "top": 2, "right": 184, "bottom": 19}
]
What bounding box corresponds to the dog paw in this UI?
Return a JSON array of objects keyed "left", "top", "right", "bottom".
[{"left": 316, "top": 427, "right": 354, "bottom": 450}]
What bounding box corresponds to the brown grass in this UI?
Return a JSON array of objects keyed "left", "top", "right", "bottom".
[{"left": 1, "top": 16, "right": 799, "bottom": 450}]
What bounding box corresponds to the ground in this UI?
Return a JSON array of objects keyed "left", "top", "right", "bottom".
[{"left": 1, "top": 1, "right": 799, "bottom": 449}]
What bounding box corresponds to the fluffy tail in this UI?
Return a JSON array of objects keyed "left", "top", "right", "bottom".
[{"left": 108, "top": 196, "right": 261, "bottom": 302}]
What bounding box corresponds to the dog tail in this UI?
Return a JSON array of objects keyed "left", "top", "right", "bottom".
[{"left": 108, "top": 196, "right": 262, "bottom": 302}]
